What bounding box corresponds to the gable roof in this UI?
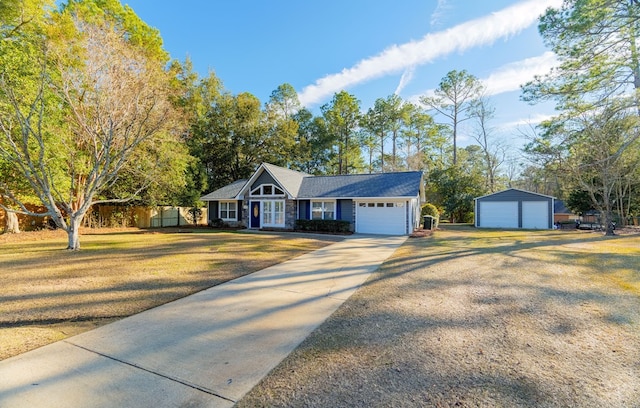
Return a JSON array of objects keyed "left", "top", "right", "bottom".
[
  {"left": 200, "top": 163, "right": 425, "bottom": 201},
  {"left": 475, "top": 188, "right": 555, "bottom": 201},
  {"left": 200, "top": 179, "right": 247, "bottom": 201},
  {"left": 298, "top": 171, "right": 424, "bottom": 199},
  {"left": 261, "top": 163, "right": 309, "bottom": 197}
]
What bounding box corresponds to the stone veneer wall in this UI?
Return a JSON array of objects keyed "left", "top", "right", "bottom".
[
  {"left": 351, "top": 201, "right": 356, "bottom": 232},
  {"left": 285, "top": 199, "right": 297, "bottom": 229}
]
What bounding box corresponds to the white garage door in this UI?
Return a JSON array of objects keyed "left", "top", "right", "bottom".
[
  {"left": 522, "top": 201, "right": 549, "bottom": 229},
  {"left": 479, "top": 201, "right": 518, "bottom": 228},
  {"left": 356, "top": 201, "right": 406, "bottom": 235}
]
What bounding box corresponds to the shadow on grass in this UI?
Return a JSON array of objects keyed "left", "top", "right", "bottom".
[
  {"left": 0, "top": 231, "right": 341, "bottom": 335},
  {"left": 237, "top": 226, "right": 640, "bottom": 407}
]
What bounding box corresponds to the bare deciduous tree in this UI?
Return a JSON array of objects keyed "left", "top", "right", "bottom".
[
  {"left": 0, "top": 14, "right": 184, "bottom": 249},
  {"left": 470, "top": 97, "right": 506, "bottom": 192}
]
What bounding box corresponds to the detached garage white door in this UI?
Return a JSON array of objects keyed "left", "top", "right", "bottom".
[
  {"left": 522, "top": 201, "right": 549, "bottom": 229},
  {"left": 479, "top": 201, "right": 518, "bottom": 228},
  {"left": 356, "top": 201, "right": 406, "bottom": 235}
]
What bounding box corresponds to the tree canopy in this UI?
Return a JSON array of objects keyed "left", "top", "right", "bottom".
[
  {"left": 0, "top": 0, "right": 188, "bottom": 248},
  {"left": 523, "top": 0, "right": 640, "bottom": 115},
  {"left": 522, "top": 0, "right": 640, "bottom": 234}
]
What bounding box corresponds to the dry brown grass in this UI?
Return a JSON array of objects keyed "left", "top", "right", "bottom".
[
  {"left": 0, "top": 227, "right": 342, "bottom": 360},
  {"left": 238, "top": 226, "right": 640, "bottom": 407}
]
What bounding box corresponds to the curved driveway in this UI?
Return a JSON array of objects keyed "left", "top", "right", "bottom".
[{"left": 0, "top": 234, "right": 406, "bottom": 407}]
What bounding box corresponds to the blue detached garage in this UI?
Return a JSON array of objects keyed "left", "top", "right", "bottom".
[{"left": 474, "top": 188, "right": 555, "bottom": 229}]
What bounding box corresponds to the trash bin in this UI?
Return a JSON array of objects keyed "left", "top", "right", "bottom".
[{"left": 423, "top": 215, "right": 434, "bottom": 230}]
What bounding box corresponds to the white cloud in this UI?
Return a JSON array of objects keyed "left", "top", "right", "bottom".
[
  {"left": 409, "top": 51, "right": 559, "bottom": 105},
  {"left": 395, "top": 66, "right": 416, "bottom": 95},
  {"left": 483, "top": 52, "right": 558, "bottom": 96},
  {"left": 430, "top": 0, "right": 452, "bottom": 29},
  {"left": 297, "top": 0, "right": 563, "bottom": 107},
  {"left": 498, "top": 113, "right": 556, "bottom": 131}
]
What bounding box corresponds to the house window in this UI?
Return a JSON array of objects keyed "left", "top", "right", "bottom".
[
  {"left": 311, "top": 201, "right": 335, "bottom": 220},
  {"left": 219, "top": 201, "right": 237, "bottom": 220},
  {"left": 274, "top": 201, "right": 285, "bottom": 225},
  {"left": 262, "top": 200, "right": 285, "bottom": 227},
  {"left": 263, "top": 201, "right": 272, "bottom": 225},
  {"left": 250, "top": 184, "right": 285, "bottom": 196}
]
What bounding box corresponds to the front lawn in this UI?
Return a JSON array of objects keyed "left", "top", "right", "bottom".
[
  {"left": 238, "top": 226, "right": 640, "bottom": 407},
  {"left": 0, "top": 228, "right": 342, "bottom": 360}
]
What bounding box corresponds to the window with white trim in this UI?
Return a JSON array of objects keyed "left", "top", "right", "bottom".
[
  {"left": 262, "top": 200, "right": 285, "bottom": 227},
  {"left": 311, "top": 201, "right": 335, "bottom": 220},
  {"left": 219, "top": 201, "right": 237, "bottom": 220},
  {"left": 274, "top": 201, "right": 285, "bottom": 225},
  {"left": 250, "top": 184, "right": 284, "bottom": 196}
]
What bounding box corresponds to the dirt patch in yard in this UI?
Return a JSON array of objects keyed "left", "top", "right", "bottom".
[{"left": 238, "top": 226, "right": 640, "bottom": 407}]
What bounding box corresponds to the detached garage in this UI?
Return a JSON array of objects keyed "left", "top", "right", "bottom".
[{"left": 475, "top": 188, "right": 554, "bottom": 229}]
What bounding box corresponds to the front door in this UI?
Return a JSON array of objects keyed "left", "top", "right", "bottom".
[{"left": 250, "top": 201, "right": 260, "bottom": 228}]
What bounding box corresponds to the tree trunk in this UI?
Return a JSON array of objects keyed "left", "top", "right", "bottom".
[
  {"left": 66, "top": 215, "right": 83, "bottom": 250},
  {"left": 4, "top": 211, "right": 20, "bottom": 234},
  {"left": 604, "top": 212, "right": 616, "bottom": 236},
  {"left": 602, "top": 194, "right": 616, "bottom": 236},
  {"left": 380, "top": 132, "right": 385, "bottom": 172}
]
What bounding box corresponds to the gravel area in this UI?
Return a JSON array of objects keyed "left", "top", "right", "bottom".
[{"left": 237, "top": 227, "right": 640, "bottom": 407}]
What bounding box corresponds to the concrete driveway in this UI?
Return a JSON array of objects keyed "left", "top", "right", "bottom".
[{"left": 0, "top": 234, "right": 406, "bottom": 407}]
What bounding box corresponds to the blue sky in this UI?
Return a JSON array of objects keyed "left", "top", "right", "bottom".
[{"left": 122, "top": 0, "right": 563, "bottom": 152}]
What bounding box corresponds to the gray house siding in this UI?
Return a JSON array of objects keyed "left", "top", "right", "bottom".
[
  {"left": 298, "top": 200, "right": 311, "bottom": 220},
  {"left": 208, "top": 201, "right": 218, "bottom": 224},
  {"left": 478, "top": 189, "right": 550, "bottom": 203},
  {"left": 251, "top": 171, "right": 281, "bottom": 191},
  {"left": 338, "top": 199, "right": 353, "bottom": 223}
]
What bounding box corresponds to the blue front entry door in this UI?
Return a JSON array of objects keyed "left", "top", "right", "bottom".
[{"left": 250, "top": 201, "right": 260, "bottom": 228}]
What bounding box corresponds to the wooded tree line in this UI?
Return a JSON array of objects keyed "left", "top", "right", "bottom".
[
  {"left": 1, "top": 0, "right": 511, "bottom": 249},
  {"left": 521, "top": 0, "right": 640, "bottom": 235},
  {"left": 1, "top": 0, "right": 638, "bottom": 248}
]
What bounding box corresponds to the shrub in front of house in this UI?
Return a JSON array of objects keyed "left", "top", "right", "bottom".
[
  {"left": 295, "top": 219, "right": 351, "bottom": 233},
  {"left": 209, "top": 218, "right": 227, "bottom": 228},
  {"left": 421, "top": 202, "right": 440, "bottom": 228}
]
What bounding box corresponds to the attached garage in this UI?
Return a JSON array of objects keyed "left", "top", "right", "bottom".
[
  {"left": 475, "top": 189, "right": 554, "bottom": 229},
  {"left": 202, "top": 163, "right": 425, "bottom": 236},
  {"left": 356, "top": 201, "right": 407, "bottom": 235}
]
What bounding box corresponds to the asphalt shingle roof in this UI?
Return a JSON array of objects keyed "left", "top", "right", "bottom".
[
  {"left": 262, "top": 163, "right": 308, "bottom": 197},
  {"left": 554, "top": 200, "right": 572, "bottom": 214},
  {"left": 200, "top": 179, "right": 247, "bottom": 200},
  {"left": 298, "top": 171, "right": 423, "bottom": 198},
  {"left": 200, "top": 164, "right": 424, "bottom": 201}
]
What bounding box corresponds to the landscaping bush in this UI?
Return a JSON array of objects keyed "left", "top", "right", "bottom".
[
  {"left": 209, "top": 218, "right": 227, "bottom": 228},
  {"left": 295, "top": 219, "right": 351, "bottom": 233},
  {"left": 421, "top": 203, "right": 440, "bottom": 228}
]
